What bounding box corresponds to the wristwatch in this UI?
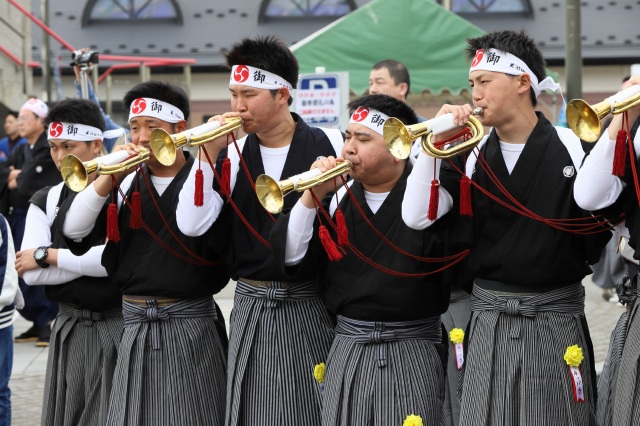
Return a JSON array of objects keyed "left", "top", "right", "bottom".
[{"left": 33, "top": 246, "right": 50, "bottom": 269}]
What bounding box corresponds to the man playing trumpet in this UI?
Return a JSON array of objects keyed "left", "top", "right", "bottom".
[
  {"left": 573, "top": 74, "right": 640, "bottom": 426},
  {"left": 59, "top": 81, "right": 229, "bottom": 425},
  {"left": 403, "top": 30, "right": 609, "bottom": 425},
  {"left": 271, "top": 94, "right": 452, "bottom": 425},
  {"left": 175, "top": 35, "right": 343, "bottom": 426},
  {"left": 15, "top": 98, "right": 121, "bottom": 426}
]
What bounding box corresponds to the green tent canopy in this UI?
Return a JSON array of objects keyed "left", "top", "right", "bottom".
[{"left": 291, "top": 0, "right": 486, "bottom": 96}]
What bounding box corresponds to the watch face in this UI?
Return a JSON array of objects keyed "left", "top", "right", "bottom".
[{"left": 35, "top": 247, "right": 46, "bottom": 261}]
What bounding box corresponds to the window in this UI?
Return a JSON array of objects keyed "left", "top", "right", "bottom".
[
  {"left": 259, "top": 0, "right": 357, "bottom": 22},
  {"left": 82, "top": 0, "right": 183, "bottom": 26},
  {"left": 443, "top": 0, "right": 532, "bottom": 16}
]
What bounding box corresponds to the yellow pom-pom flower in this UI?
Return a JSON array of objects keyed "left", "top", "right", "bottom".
[
  {"left": 564, "top": 345, "right": 584, "bottom": 368},
  {"left": 403, "top": 414, "right": 424, "bottom": 426},
  {"left": 449, "top": 328, "right": 465, "bottom": 345},
  {"left": 314, "top": 362, "right": 326, "bottom": 383}
]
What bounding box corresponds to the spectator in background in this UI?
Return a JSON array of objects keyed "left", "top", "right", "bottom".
[
  {"left": 369, "top": 59, "right": 411, "bottom": 102},
  {"left": 0, "top": 98, "right": 61, "bottom": 347},
  {"left": 0, "top": 112, "right": 26, "bottom": 161}
]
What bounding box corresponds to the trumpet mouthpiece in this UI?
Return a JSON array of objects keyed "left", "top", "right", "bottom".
[{"left": 472, "top": 106, "right": 484, "bottom": 116}]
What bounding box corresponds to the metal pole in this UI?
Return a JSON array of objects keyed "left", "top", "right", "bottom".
[
  {"left": 22, "top": 6, "right": 32, "bottom": 95},
  {"left": 79, "top": 65, "right": 90, "bottom": 99},
  {"left": 106, "top": 74, "right": 113, "bottom": 117},
  {"left": 184, "top": 64, "right": 192, "bottom": 99},
  {"left": 92, "top": 65, "right": 99, "bottom": 98},
  {"left": 40, "top": 0, "right": 50, "bottom": 101},
  {"left": 565, "top": 0, "right": 582, "bottom": 101}
]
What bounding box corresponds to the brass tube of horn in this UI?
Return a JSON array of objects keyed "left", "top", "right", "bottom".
[
  {"left": 422, "top": 115, "right": 484, "bottom": 159},
  {"left": 150, "top": 117, "right": 244, "bottom": 167},
  {"left": 60, "top": 147, "right": 151, "bottom": 192},
  {"left": 566, "top": 85, "right": 640, "bottom": 143},
  {"left": 384, "top": 112, "right": 485, "bottom": 160},
  {"left": 255, "top": 160, "right": 352, "bottom": 214}
]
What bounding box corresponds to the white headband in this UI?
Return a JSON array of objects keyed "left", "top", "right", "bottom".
[
  {"left": 229, "top": 65, "right": 293, "bottom": 92},
  {"left": 348, "top": 107, "right": 389, "bottom": 135},
  {"left": 20, "top": 98, "right": 48, "bottom": 118},
  {"left": 128, "top": 97, "right": 184, "bottom": 123},
  {"left": 47, "top": 122, "right": 125, "bottom": 142},
  {"left": 469, "top": 48, "right": 561, "bottom": 97}
]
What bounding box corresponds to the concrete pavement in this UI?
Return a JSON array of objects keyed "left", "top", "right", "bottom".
[{"left": 8, "top": 277, "right": 626, "bottom": 425}]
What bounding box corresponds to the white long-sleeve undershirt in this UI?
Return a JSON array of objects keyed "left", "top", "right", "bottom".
[
  {"left": 62, "top": 172, "right": 174, "bottom": 240},
  {"left": 574, "top": 129, "right": 640, "bottom": 211},
  {"left": 401, "top": 149, "right": 454, "bottom": 230},
  {"left": 22, "top": 185, "right": 107, "bottom": 286},
  {"left": 284, "top": 182, "right": 391, "bottom": 265}
]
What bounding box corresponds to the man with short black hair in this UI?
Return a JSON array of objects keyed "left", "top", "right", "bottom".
[
  {"left": 369, "top": 59, "right": 411, "bottom": 102},
  {"left": 403, "top": 30, "right": 608, "bottom": 425},
  {"left": 16, "top": 98, "right": 122, "bottom": 426},
  {"left": 60, "top": 81, "right": 229, "bottom": 425},
  {"left": 176, "top": 35, "right": 343, "bottom": 426},
  {"left": 272, "top": 93, "right": 450, "bottom": 425}
]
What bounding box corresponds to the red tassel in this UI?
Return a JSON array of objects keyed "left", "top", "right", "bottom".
[
  {"left": 335, "top": 209, "right": 349, "bottom": 246},
  {"left": 220, "top": 157, "right": 231, "bottom": 197},
  {"left": 427, "top": 179, "right": 440, "bottom": 221},
  {"left": 612, "top": 129, "right": 627, "bottom": 177},
  {"left": 106, "top": 203, "right": 120, "bottom": 243},
  {"left": 319, "top": 225, "right": 344, "bottom": 261},
  {"left": 460, "top": 175, "right": 473, "bottom": 217},
  {"left": 194, "top": 169, "right": 204, "bottom": 206},
  {"left": 129, "top": 191, "right": 142, "bottom": 229}
]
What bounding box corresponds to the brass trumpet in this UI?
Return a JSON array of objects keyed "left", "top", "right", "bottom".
[
  {"left": 150, "top": 117, "right": 244, "bottom": 167},
  {"left": 256, "top": 160, "right": 352, "bottom": 214},
  {"left": 566, "top": 85, "right": 640, "bottom": 142},
  {"left": 60, "top": 147, "right": 150, "bottom": 192},
  {"left": 384, "top": 112, "right": 484, "bottom": 160}
]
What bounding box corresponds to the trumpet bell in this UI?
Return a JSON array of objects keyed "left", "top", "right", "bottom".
[
  {"left": 60, "top": 154, "right": 93, "bottom": 192},
  {"left": 256, "top": 160, "right": 352, "bottom": 214},
  {"left": 150, "top": 117, "right": 244, "bottom": 167},
  {"left": 566, "top": 85, "right": 640, "bottom": 143},
  {"left": 255, "top": 175, "right": 294, "bottom": 214},
  {"left": 59, "top": 148, "right": 150, "bottom": 192},
  {"left": 384, "top": 117, "right": 415, "bottom": 160},
  {"left": 565, "top": 99, "right": 604, "bottom": 143},
  {"left": 150, "top": 128, "right": 177, "bottom": 167}
]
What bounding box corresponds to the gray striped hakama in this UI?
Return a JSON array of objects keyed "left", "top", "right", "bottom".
[
  {"left": 597, "top": 310, "right": 629, "bottom": 426},
  {"left": 441, "top": 289, "right": 471, "bottom": 426},
  {"left": 612, "top": 290, "right": 640, "bottom": 426},
  {"left": 41, "top": 303, "right": 123, "bottom": 426},
  {"left": 459, "top": 282, "right": 597, "bottom": 426},
  {"left": 106, "top": 296, "right": 227, "bottom": 426},
  {"left": 322, "top": 316, "right": 445, "bottom": 426},
  {"left": 225, "top": 280, "right": 334, "bottom": 426}
]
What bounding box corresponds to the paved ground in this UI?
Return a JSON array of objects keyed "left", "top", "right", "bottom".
[{"left": 8, "top": 277, "right": 625, "bottom": 425}]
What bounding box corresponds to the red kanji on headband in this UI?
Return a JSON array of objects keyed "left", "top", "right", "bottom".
[
  {"left": 233, "top": 65, "right": 250, "bottom": 83},
  {"left": 471, "top": 49, "right": 484, "bottom": 67},
  {"left": 131, "top": 98, "right": 147, "bottom": 114},
  {"left": 49, "top": 122, "right": 63, "bottom": 138},
  {"left": 351, "top": 107, "right": 369, "bottom": 122}
]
